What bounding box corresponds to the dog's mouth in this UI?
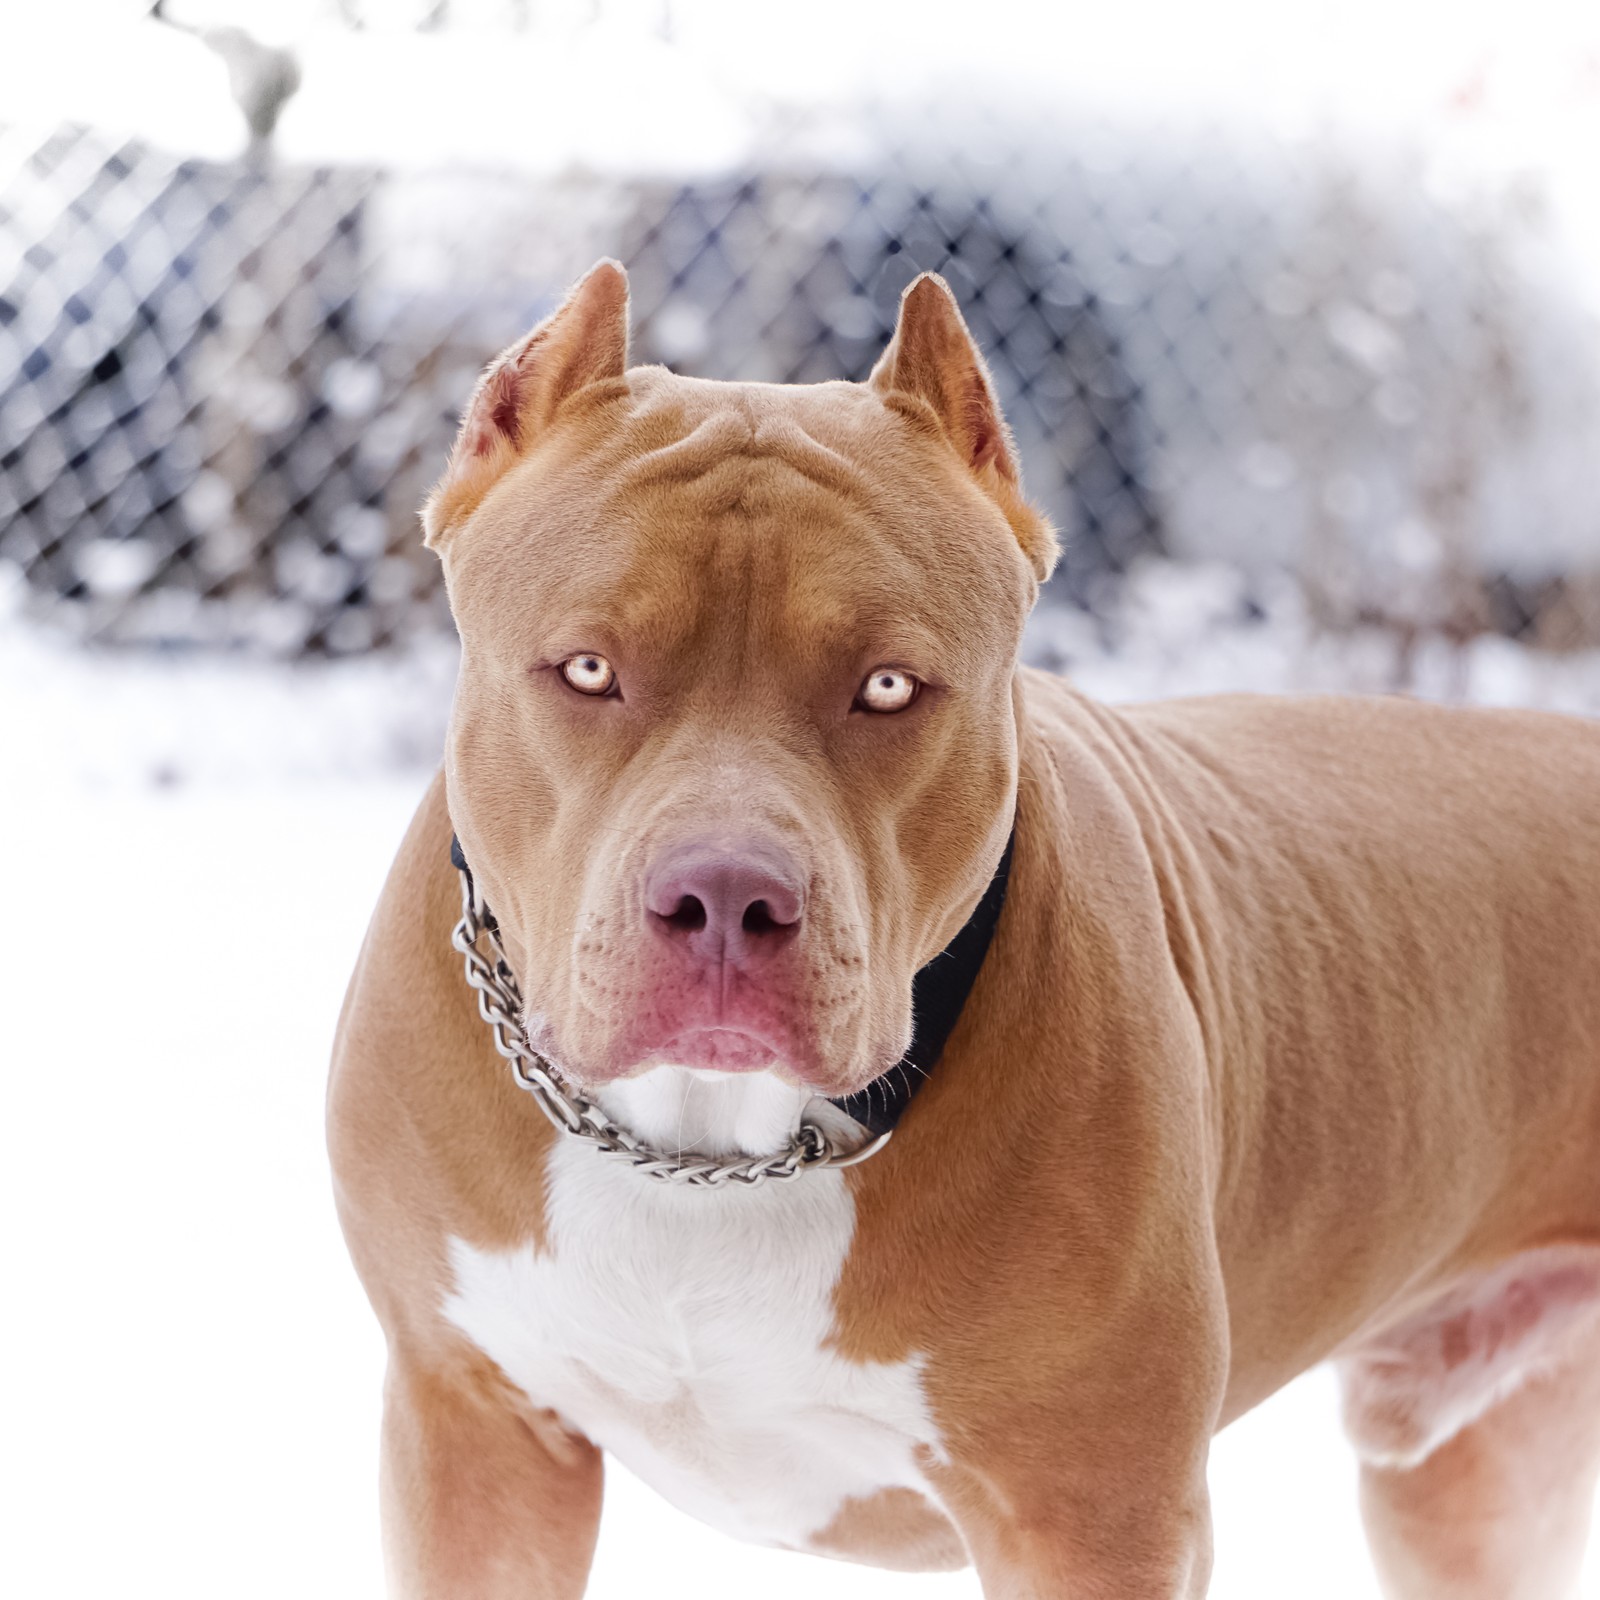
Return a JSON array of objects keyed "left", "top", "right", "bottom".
[
  {"left": 522, "top": 1007, "right": 893, "bottom": 1158},
  {"left": 539, "top": 972, "right": 884, "bottom": 1096},
  {"left": 528, "top": 1011, "right": 795, "bottom": 1083},
  {"left": 640, "top": 1026, "right": 783, "bottom": 1075}
]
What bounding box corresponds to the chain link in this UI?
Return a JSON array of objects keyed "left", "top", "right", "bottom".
[{"left": 449, "top": 869, "right": 892, "bottom": 1187}]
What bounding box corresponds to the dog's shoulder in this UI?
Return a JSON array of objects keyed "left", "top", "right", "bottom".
[{"left": 328, "top": 767, "right": 558, "bottom": 1332}]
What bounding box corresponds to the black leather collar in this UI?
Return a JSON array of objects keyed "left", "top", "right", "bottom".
[
  {"left": 828, "top": 829, "right": 1014, "bottom": 1134},
  {"left": 448, "top": 827, "right": 1014, "bottom": 1139}
]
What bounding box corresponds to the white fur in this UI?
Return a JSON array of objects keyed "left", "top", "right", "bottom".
[
  {"left": 595, "top": 1064, "right": 812, "bottom": 1159},
  {"left": 442, "top": 1067, "right": 950, "bottom": 1550}
]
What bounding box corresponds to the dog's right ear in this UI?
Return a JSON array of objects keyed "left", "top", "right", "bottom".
[{"left": 422, "top": 260, "right": 630, "bottom": 548}]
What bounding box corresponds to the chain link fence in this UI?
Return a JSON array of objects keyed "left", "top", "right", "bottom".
[{"left": 3, "top": 51, "right": 1600, "bottom": 659}]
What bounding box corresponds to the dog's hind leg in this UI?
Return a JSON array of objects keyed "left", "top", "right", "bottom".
[{"left": 1339, "top": 1246, "right": 1600, "bottom": 1600}]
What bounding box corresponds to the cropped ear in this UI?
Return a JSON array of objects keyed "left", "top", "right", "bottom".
[
  {"left": 870, "top": 273, "right": 1058, "bottom": 582},
  {"left": 422, "top": 260, "right": 630, "bottom": 548}
]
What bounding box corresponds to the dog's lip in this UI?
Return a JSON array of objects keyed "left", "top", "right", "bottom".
[
  {"left": 646, "top": 1026, "right": 785, "bottom": 1075},
  {"left": 640, "top": 1034, "right": 905, "bottom": 1099},
  {"left": 531, "top": 1008, "right": 900, "bottom": 1095}
]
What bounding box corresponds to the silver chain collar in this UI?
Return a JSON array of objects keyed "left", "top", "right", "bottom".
[{"left": 450, "top": 868, "right": 893, "bottom": 1187}]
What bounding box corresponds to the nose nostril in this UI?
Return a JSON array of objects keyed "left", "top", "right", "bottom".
[
  {"left": 646, "top": 853, "right": 804, "bottom": 951},
  {"left": 660, "top": 894, "right": 707, "bottom": 933}
]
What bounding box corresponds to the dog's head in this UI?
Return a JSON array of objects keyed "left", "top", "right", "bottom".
[{"left": 425, "top": 260, "right": 1055, "bottom": 1099}]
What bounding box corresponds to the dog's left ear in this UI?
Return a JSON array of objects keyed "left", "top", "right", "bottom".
[
  {"left": 423, "top": 260, "right": 630, "bottom": 548},
  {"left": 870, "top": 274, "right": 1058, "bottom": 582}
]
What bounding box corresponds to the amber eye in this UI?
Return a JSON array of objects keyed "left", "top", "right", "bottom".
[
  {"left": 559, "top": 653, "right": 617, "bottom": 696},
  {"left": 856, "top": 667, "right": 919, "bottom": 714}
]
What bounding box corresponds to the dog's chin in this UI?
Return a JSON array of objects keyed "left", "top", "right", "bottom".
[
  {"left": 526, "top": 1013, "right": 782, "bottom": 1091},
  {"left": 520, "top": 1011, "right": 904, "bottom": 1159},
  {"left": 526, "top": 1006, "right": 909, "bottom": 1104},
  {"left": 647, "top": 1027, "right": 784, "bottom": 1076}
]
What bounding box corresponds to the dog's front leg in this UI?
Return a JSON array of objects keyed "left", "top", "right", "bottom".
[
  {"left": 922, "top": 1258, "right": 1225, "bottom": 1600},
  {"left": 380, "top": 1345, "right": 603, "bottom": 1600},
  {"left": 936, "top": 1461, "right": 1214, "bottom": 1600}
]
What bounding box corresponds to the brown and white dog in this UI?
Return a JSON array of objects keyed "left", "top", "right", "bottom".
[{"left": 329, "top": 260, "right": 1600, "bottom": 1599}]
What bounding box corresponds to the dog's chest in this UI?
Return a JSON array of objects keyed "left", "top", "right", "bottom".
[{"left": 442, "top": 1138, "right": 946, "bottom": 1548}]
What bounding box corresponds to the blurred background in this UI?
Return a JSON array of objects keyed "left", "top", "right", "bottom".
[{"left": 4, "top": 2, "right": 1600, "bottom": 1596}]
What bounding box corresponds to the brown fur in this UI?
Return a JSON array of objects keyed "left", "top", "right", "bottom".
[{"left": 331, "top": 264, "right": 1600, "bottom": 1598}]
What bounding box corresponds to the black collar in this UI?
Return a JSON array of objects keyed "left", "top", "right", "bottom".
[
  {"left": 828, "top": 829, "right": 1014, "bottom": 1134},
  {"left": 448, "top": 827, "right": 1014, "bottom": 1139}
]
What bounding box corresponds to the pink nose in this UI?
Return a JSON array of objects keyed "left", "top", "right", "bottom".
[{"left": 645, "top": 842, "right": 804, "bottom": 966}]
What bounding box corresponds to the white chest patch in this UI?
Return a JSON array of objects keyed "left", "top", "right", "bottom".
[{"left": 441, "top": 1069, "right": 948, "bottom": 1549}]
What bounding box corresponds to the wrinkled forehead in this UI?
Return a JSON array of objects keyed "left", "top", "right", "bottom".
[{"left": 445, "top": 370, "right": 1030, "bottom": 665}]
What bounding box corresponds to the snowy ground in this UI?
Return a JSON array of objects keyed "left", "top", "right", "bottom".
[{"left": 6, "top": 571, "right": 1600, "bottom": 1598}]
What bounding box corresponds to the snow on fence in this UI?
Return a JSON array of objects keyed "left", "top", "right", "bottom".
[{"left": 2, "top": 102, "right": 1599, "bottom": 657}]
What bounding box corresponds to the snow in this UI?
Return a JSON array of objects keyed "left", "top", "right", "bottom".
[{"left": 5, "top": 572, "right": 1600, "bottom": 1597}]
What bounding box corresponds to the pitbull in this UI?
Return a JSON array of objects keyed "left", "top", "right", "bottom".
[{"left": 329, "top": 260, "right": 1600, "bottom": 1599}]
